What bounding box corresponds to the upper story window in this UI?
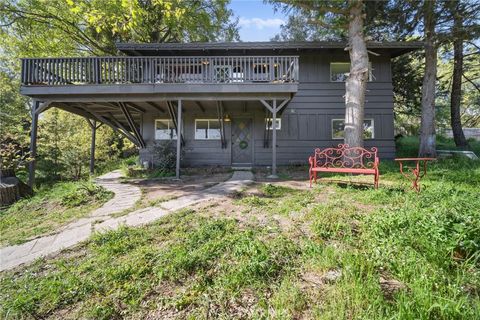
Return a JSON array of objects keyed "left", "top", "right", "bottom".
[
  {"left": 195, "top": 119, "right": 221, "bottom": 140},
  {"left": 155, "top": 119, "right": 177, "bottom": 140},
  {"left": 330, "top": 62, "right": 373, "bottom": 82},
  {"left": 332, "top": 119, "right": 374, "bottom": 140},
  {"left": 265, "top": 118, "right": 281, "bottom": 130}
]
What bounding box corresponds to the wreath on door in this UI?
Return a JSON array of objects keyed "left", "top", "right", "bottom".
[{"left": 239, "top": 140, "right": 248, "bottom": 149}]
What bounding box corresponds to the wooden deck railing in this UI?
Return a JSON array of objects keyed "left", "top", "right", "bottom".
[{"left": 21, "top": 56, "right": 299, "bottom": 85}]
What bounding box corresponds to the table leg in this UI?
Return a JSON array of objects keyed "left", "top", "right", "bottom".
[{"left": 413, "top": 161, "right": 421, "bottom": 192}]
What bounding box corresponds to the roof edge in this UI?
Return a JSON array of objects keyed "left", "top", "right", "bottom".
[{"left": 116, "top": 41, "right": 424, "bottom": 51}]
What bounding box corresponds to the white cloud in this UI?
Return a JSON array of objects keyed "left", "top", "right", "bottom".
[{"left": 238, "top": 17, "right": 284, "bottom": 30}]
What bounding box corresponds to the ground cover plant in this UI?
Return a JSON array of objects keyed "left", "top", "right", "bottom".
[
  {"left": 0, "top": 137, "right": 479, "bottom": 319},
  {"left": 0, "top": 182, "right": 113, "bottom": 246}
]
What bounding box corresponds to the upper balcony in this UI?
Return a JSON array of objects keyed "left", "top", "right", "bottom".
[{"left": 20, "top": 56, "right": 299, "bottom": 102}]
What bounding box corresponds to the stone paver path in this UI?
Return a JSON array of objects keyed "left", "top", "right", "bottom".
[{"left": 0, "top": 171, "right": 253, "bottom": 272}]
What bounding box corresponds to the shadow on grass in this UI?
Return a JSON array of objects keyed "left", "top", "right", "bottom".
[{"left": 315, "top": 178, "right": 406, "bottom": 193}]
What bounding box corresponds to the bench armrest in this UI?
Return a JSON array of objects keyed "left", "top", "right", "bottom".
[{"left": 374, "top": 156, "right": 380, "bottom": 170}]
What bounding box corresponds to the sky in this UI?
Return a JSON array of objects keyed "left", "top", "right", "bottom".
[{"left": 228, "top": 0, "right": 289, "bottom": 41}]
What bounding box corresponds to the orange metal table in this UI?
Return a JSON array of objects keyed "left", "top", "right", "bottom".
[{"left": 394, "top": 158, "right": 436, "bottom": 192}]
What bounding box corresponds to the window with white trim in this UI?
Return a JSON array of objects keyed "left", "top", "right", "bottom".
[
  {"left": 330, "top": 62, "right": 373, "bottom": 82},
  {"left": 265, "top": 118, "right": 281, "bottom": 130},
  {"left": 332, "top": 119, "right": 374, "bottom": 139},
  {"left": 155, "top": 119, "right": 177, "bottom": 140},
  {"left": 195, "top": 119, "right": 221, "bottom": 140}
]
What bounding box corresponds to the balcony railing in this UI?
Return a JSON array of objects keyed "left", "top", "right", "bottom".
[{"left": 21, "top": 56, "right": 299, "bottom": 86}]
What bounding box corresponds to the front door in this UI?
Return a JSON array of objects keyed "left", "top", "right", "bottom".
[{"left": 231, "top": 118, "right": 253, "bottom": 165}]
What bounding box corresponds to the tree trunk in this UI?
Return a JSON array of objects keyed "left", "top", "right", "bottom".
[
  {"left": 344, "top": 0, "right": 369, "bottom": 148},
  {"left": 0, "top": 169, "right": 33, "bottom": 206},
  {"left": 450, "top": 1, "right": 469, "bottom": 149},
  {"left": 418, "top": 0, "right": 437, "bottom": 157}
]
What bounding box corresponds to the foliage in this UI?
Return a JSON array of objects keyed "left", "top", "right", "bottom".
[
  {"left": 61, "top": 182, "right": 113, "bottom": 208},
  {"left": 122, "top": 141, "right": 179, "bottom": 178},
  {"left": 271, "top": 12, "right": 343, "bottom": 41},
  {"left": 35, "top": 109, "right": 131, "bottom": 182},
  {"left": 0, "top": 133, "right": 31, "bottom": 172},
  {"left": 437, "top": 43, "right": 480, "bottom": 128},
  {"left": 120, "top": 141, "right": 179, "bottom": 179},
  {"left": 150, "top": 140, "right": 179, "bottom": 172},
  {"left": 0, "top": 0, "right": 239, "bottom": 55},
  {"left": 271, "top": 1, "right": 393, "bottom": 42},
  {"left": 0, "top": 181, "right": 113, "bottom": 245},
  {"left": 0, "top": 70, "right": 30, "bottom": 137},
  {"left": 123, "top": 165, "right": 175, "bottom": 179},
  {"left": 396, "top": 135, "right": 480, "bottom": 158}
]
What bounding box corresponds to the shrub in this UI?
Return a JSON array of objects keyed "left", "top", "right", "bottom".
[
  {"left": 149, "top": 140, "right": 180, "bottom": 171},
  {"left": 0, "top": 133, "right": 32, "bottom": 172}
]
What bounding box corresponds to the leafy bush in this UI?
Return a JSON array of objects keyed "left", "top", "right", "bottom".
[
  {"left": 149, "top": 140, "right": 179, "bottom": 171},
  {"left": 0, "top": 133, "right": 32, "bottom": 172},
  {"left": 121, "top": 141, "right": 179, "bottom": 178}
]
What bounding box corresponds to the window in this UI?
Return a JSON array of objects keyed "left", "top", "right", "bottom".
[
  {"left": 155, "top": 119, "right": 177, "bottom": 140},
  {"left": 265, "top": 118, "right": 281, "bottom": 130},
  {"left": 330, "top": 62, "right": 373, "bottom": 82},
  {"left": 331, "top": 119, "right": 374, "bottom": 139},
  {"left": 195, "top": 119, "right": 221, "bottom": 140}
]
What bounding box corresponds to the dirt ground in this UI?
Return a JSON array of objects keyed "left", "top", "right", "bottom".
[
  {"left": 128, "top": 167, "right": 233, "bottom": 206},
  {"left": 128, "top": 165, "right": 381, "bottom": 209}
]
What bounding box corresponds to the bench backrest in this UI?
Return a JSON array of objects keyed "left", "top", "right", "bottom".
[{"left": 312, "top": 144, "right": 378, "bottom": 169}]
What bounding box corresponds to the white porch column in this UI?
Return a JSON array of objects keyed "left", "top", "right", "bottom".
[{"left": 176, "top": 100, "right": 182, "bottom": 179}]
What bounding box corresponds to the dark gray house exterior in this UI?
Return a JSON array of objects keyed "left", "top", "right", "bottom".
[{"left": 20, "top": 41, "right": 422, "bottom": 183}]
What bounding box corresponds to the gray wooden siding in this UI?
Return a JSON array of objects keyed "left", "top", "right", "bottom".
[{"left": 140, "top": 53, "right": 396, "bottom": 166}]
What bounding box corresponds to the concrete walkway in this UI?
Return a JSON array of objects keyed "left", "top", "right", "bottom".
[{"left": 0, "top": 171, "right": 253, "bottom": 272}]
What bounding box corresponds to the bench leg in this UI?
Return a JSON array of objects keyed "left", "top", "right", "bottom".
[
  {"left": 309, "top": 168, "right": 312, "bottom": 187},
  {"left": 374, "top": 171, "right": 379, "bottom": 189},
  {"left": 314, "top": 171, "right": 317, "bottom": 184}
]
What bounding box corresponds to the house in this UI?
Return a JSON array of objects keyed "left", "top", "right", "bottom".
[{"left": 20, "top": 41, "right": 422, "bottom": 184}]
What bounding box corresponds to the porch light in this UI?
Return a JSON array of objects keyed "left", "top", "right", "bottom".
[
  {"left": 202, "top": 60, "right": 210, "bottom": 65},
  {"left": 224, "top": 113, "right": 231, "bottom": 122}
]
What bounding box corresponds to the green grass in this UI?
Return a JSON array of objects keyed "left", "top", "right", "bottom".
[
  {"left": 0, "top": 137, "right": 479, "bottom": 319},
  {"left": 122, "top": 165, "right": 175, "bottom": 179},
  {"left": 0, "top": 181, "right": 113, "bottom": 246}
]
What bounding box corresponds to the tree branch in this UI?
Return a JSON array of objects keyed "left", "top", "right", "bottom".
[{"left": 463, "top": 72, "right": 480, "bottom": 92}]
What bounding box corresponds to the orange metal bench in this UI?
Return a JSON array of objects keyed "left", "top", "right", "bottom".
[{"left": 308, "top": 144, "right": 380, "bottom": 189}]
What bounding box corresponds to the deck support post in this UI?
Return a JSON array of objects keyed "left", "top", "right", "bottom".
[
  {"left": 28, "top": 101, "right": 50, "bottom": 187},
  {"left": 176, "top": 100, "right": 182, "bottom": 179},
  {"left": 271, "top": 99, "right": 278, "bottom": 178},
  {"left": 90, "top": 120, "right": 96, "bottom": 175},
  {"left": 260, "top": 98, "right": 290, "bottom": 179},
  {"left": 87, "top": 119, "right": 99, "bottom": 175},
  {"left": 28, "top": 101, "right": 39, "bottom": 187}
]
